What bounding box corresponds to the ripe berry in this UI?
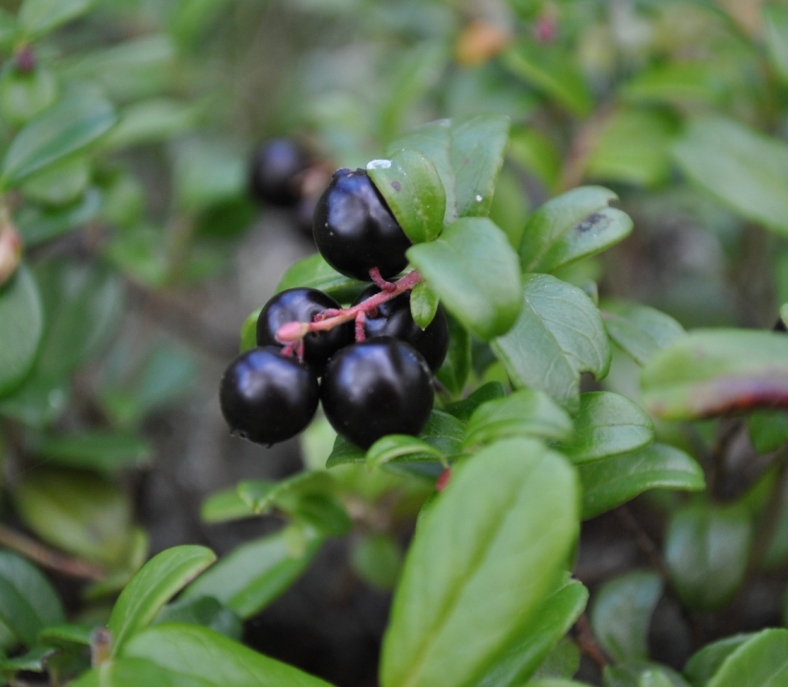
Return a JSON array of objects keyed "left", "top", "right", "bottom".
[
  {"left": 220, "top": 347, "right": 319, "bottom": 445},
  {"left": 353, "top": 285, "right": 449, "bottom": 372},
  {"left": 321, "top": 338, "right": 434, "bottom": 449},
  {"left": 257, "top": 288, "right": 353, "bottom": 373},
  {"left": 249, "top": 138, "right": 308, "bottom": 207},
  {"left": 313, "top": 168, "right": 411, "bottom": 281}
]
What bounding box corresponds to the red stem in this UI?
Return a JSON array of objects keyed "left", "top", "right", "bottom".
[{"left": 276, "top": 270, "right": 424, "bottom": 344}]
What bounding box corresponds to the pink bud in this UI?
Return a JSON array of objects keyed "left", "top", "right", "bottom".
[
  {"left": 276, "top": 320, "right": 309, "bottom": 343},
  {"left": 0, "top": 219, "right": 22, "bottom": 287}
]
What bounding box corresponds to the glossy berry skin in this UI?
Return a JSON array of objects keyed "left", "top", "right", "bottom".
[
  {"left": 313, "top": 168, "right": 411, "bottom": 281},
  {"left": 256, "top": 288, "right": 353, "bottom": 373},
  {"left": 220, "top": 347, "right": 319, "bottom": 445},
  {"left": 353, "top": 285, "right": 449, "bottom": 373},
  {"left": 249, "top": 139, "right": 308, "bottom": 207},
  {"left": 321, "top": 338, "right": 434, "bottom": 449}
]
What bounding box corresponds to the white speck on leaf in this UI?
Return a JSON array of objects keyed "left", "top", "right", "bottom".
[
  {"left": 476, "top": 194, "right": 483, "bottom": 202},
  {"left": 366, "top": 159, "right": 391, "bottom": 170}
]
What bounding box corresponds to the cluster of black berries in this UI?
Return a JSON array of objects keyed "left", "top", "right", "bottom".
[{"left": 221, "top": 166, "right": 449, "bottom": 450}]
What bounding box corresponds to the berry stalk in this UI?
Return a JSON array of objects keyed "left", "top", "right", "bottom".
[{"left": 276, "top": 269, "right": 424, "bottom": 344}]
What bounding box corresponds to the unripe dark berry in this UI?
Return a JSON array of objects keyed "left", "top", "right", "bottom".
[
  {"left": 220, "top": 346, "right": 319, "bottom": 445},
  {"left": 353, "top": 285, "right": 449, "bottom": 373},
  {"left": 313, "top": 168, "right": 411, "bottom": 281},
  {"left": 321, "top": 338, "right": 434, "bottom": 449},
  {"left": 256, "top": 288, "right": 353, "bottom": 374},
  {"left": 249, "top": 138, "right": 309, "bottom": 207}
]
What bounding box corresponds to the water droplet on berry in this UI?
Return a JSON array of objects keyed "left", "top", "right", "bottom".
[{"left": 366, "top": 159, "right": 392, "bottom": 170}]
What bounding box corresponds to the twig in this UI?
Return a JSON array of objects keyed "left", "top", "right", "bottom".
[
  {"left": 572, "top": 613, "right": 609, "bottom": 671},
  {"left": 0, "top": 523, "right": 105, "bottom": 581},
  {"left": 276, "top": 269, "right": 423, "bottom": 343},
  {"left": 615, "top": 505, "right": 671, "bottom": 580}
]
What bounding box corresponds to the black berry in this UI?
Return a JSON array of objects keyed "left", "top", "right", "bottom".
[
  {"left": 353, "top": 285, "right": 449, "bottom": 373},
  {"left": 257, "top": 288, "right": 353, "bottom": 373},
  {"left": 220, "top": 347, "right": 319, "bottom": 445},
  {"left": 313, "top": 168, "right": 411, "bottom": 281},
  {"left": 249, "top": 139, "right": 308, "bottom": 207},
  {"left": 321, "top": 338, "right": 434, "bottom": 449}
]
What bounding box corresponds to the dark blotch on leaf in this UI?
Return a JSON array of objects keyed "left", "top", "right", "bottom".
[
  {"left": 576, "top": 212, "right": 605, "bottom": 233},
  {"left": 391, "top": 181, "right": 402, "bottom": 192}
]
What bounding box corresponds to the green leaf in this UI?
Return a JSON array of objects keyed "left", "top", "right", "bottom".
[
  {"left": 237, "top": 471, "right": 334, "bottom": 514},
  {"left": 351, "top": 534, "right": 403, "bottom": 591},
  {"left": 108, "top": 545, "right": 216, "bottom": 656},
  {"left": 407, "top": 217, "right": 522, "bottom": 340},
  {"left": 665, "top": 503, "right": 752, "bottom": 611},
  {"left": 380, "top": 438, "right": 579, "bottom": 687},
  {"left": 586, "top": 110, "right": 679, "bottom": 188},
  {"left": 765, "top": 6, "right": 788, "bottom": 86},
  {"left": 38, "top": 623, "right": 94, "bottom": 650},
  {"left": 387, "top": 114, "right": 510, "bottom": 223},
  {"left": 502, "top": 41, "right": 592, "bottom": 116},
  {"left": 748, "top": 411, "right": 788, "bottom": 454},
  {"left": 276, "top": 253, "right": 365, "bottom": 303},
  {"left": 520, "top": 186, "right": 630, "bottom": 274},
  {"left": 0, "top": 265, "right": 43, "bottom": 398},
  {"left": 367, "top": 435, "right": 445, "bottom": 469},
  {"left": 153, "top": 596, "right": 242, "bottom": 641},
  {"left": 492, "top": 274, "right": 610, "bottom": 414},
  {"left": 508, "top": 128, "right": 561, "bottom": 190},
  {"left": 590, "top": 571, "right": 663, "bottom": 663},
  {"left": 621, "top": 62, "right": 723, "bottom": 106},
  {"left": 602, "top": 302, "right": 685, "bottom": 367},
  {"left": 673, "top": 116, "right": 788, "bottom": 237},
  {"left": 326, "top": 434, "right": 366, "bottom": 467},
  {"left": 101, "top": 98, "right": 201, "bottom": 151},
  {"left": 0, "top": 645, "right": 52, "bottom": 675},
  {"left": 604, "top": 662, "right": 689, "bottom": 687},
  {"left": 21, "top": 156, "right": 90, "bottom": 207},
  {"left": 183, "top": 527, "right": 322, "bottom": 619},
  {"left": 436, "top": 313, "right": 471, "bottom": 396},
  {"left": 463, "top": 388, "right": 572, "bottom": 449},
  {"left": 641, "top": 330, "right": 788, "bottom": 420},
  {"left": 444, "top": 381, "right": 506, "bottom": 422},
  {"left": 410, "top": 282, "right": 439, "bottom": 329},
  {"left": 201, "top": 488, "right": 255, "bottom": 523},
  {"left": 367, "top": 150, "right": 445, "bottom": 244},
  {"left": 684, "top": 634, "right": 751, "bottom": 687},
  {"left": 704, "top": 628, "right": 788, "bottom": 687},
  {"left": 115, "top": 624, "right": 334, "bottom": 686},
  {"left": 529, "top": 680, "right": 592, "bottom": 687},
  {"left": 450, "top": 114, "right": 511, "bottom": 219},
  {"left": 34, "top": 431, "right": 151, "bottom": 471},
  {"left": 15, "top": 187, "right": 102, "bottom": 248},
  {"left": 579, "top": 444, "right": 705, "bottom": 520},
  {"left": 531, "top": 639, "right": 580, "bottom": 681},
  {"left": 18, "top": 0, "right": 93, "bottom": 36},
  {"left": 1, "top": 95, "right": 117, "bottom": 187},
  {"left": 0, "top": 66, "right": 57, "bottom": 127},
  {"left": 558, "top": 392, "right": 653, "bottom": 465},
  {"left": 14, "top": 469, "right": 134, "bottom": 567},
  {"left": 0, "top": 551, "right": 65, "bottom": 647},
  {"left": 470, "top": 578, "right": 588, "bottom": 687},
  {"left": 239, "top": 307, "right": 261, "bottom": 353}
]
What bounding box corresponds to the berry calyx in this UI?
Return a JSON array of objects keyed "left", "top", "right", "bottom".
[
  {"left": 220, "top": 347, "right": 319, "bottom": 445},
  {"left": 320, "top": 338, "right": 434, "bottom": 449},
  {"left": 312, "top": 168, "right": 411, "bottom": 281},
  {"left": 353, "top": 285, "right": 449, "bottom": 372},
  {"left": 249, "top": 138, "right": 309, "bottom": 207},
  {"left": 257, "top": 288, "right": 353, "bottom": 373}
]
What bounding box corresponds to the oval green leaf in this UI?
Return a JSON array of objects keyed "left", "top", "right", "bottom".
[
  {"left": 367, "top": 149, "right": 445, "bottom": 244},
  {"left": 665, "top": 503, "right": 752, "bottom": 612},
  {"left": 579, "top": 443, "right": 705, "bottom": 520},
  {"left": 590, "top": 571, "right": 663, "bottom": 663},
  {"left": 381, "top": 438, "right": 579, "bottom": 687},
  {"left": 0, "top": 551, "right": 65, "bottom": 647},
  {"left": 602, "top": 302, "right": 685, "bottom": 367},
  {"left": 673, "top": 116, "right": 788, "bottom": 237},
  {"left": 0, "top": 265, "right": 43, "bottom": 398},
  {"left": 367, "top": 435, "right": 445, "bottom": 469},
  {"left": 18, "top": 0, "right": 93, "bottom": 37},
  {"left": 463, "top": 388, "right": 572, "bottom": 449},
  {"left": 641, "top": 329, "right": 788, "bottom": 420},
  {"left": 706, "top": 628, "right": 788, "bottom": 687},
  {"left": 1, "top": 94, "right": 117, "bottom": 187},
  {"left": 276, "top": 252, "right": 365, "bottom": 302},
  {"left": 407, "top": 217, "right": 522, "bottom": 340},
  {"left": 492, "top": 274, "right": 610, "bottom": 414},
  {"left": 410, "top": 281, "right": 439, "bottom": 329},
  {"left": 108, "top": 545, "right": 216, "bottom": 656},
  {"left": 558, "top": 392, "right": 654, "bottom": 465},
  {"left": 182, "top": 527, "right": 322, "bottom": 619}
]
